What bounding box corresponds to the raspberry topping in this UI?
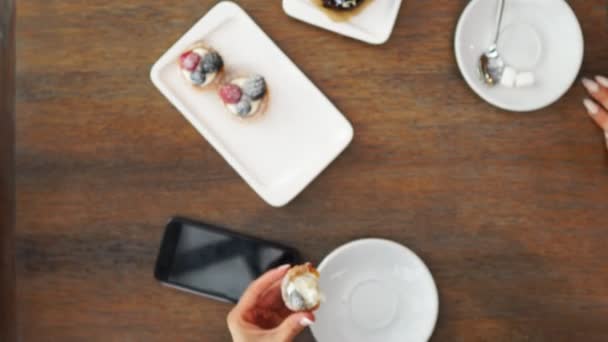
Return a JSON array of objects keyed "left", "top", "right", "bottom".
[
  {"left": 179, "top": 51, "right": 201, "bottom": 72},
  {"left": 219, "top": 84, "right": 242, "bottom": 104}
]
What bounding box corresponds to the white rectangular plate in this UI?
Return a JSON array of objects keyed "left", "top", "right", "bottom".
[
  {"left": 282, "top": 0, "right": 403, "bottom": 45},
  {"left": 150, "top": 1, "right": 354, "bottom": 207}
]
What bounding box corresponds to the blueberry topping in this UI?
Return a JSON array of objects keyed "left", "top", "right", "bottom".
[
  {"left": 242, "top": 75, "right": 266, "bottom": 100},
  {"left": 323, "top": 0, "right": 362, "bottom": 10},
  {"left": 287, "top": 291, "right": 305, "bottom": 310},
  {"left": 235, "top": 97, "right": 252, "bottom": 116},
  {"left": 190, "top": 69, "right": 206, "bottom": 85},
  {"left": 201, "top": 51, "right": 224, "bottom": 73}
]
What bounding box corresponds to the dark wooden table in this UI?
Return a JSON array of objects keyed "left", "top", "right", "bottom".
[
  {"left": 15, "top": 1, "right": 608, "bottom": 341},
  {"left": 1, "top": 1, "right": 17, "bottom": 341}
]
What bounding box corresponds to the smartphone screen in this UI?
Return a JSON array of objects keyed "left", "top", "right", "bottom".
[{"left": 154, "top": 217, "right": 301, "bottom": 303}]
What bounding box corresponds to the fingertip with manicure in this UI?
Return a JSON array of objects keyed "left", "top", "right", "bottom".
[
  {"left": 596, "top": 75, "right": 608, "bottom": 88},
  {"left": 299, "top": 317, "right": 314, "bottom": 327},
  {"left": 583, "top": 98, "right": 599, "bottom": 116},
  {"left": 582, "top": 78, "right": 600, "bottom": 93},
  {"left": 276, "top": 264, "right": 291, "bottom": 271}
]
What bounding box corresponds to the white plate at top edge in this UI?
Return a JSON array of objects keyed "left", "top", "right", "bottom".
[
  {"left": 283, "top": 0, "right": 403, "bottom": 45},
  {"left": 455, "top": 0, "right": 583, "bottom": 112},
  {"left": 150, "top": 1, "right": 353, "bottom": 207},
  {"left": 312, "top": 239, "right": 439, "bottom": 342}
]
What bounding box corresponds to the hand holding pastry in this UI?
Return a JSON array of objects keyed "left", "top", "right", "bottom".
[
  {"left": 227, "top": 265, "right": 315, "bottom": 342},
  {"left": 582, "top": 75, "right": 608, "bottom": 151}
]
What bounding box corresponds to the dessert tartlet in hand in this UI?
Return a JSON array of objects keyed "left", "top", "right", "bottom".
[
  {"left": 218, "top": 74, "right": 268, "bottom": 118},
  {"left": 281, "top": 263, "right": 322, "bottom": 312},
  {"left": 322, "top": 0, "right": 364, "bottom": 10},
  {"left": 178, "top": 44, "right": 224, "bottom": 88}
]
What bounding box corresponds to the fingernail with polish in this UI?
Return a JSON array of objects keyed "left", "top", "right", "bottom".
[
  {"left": 277, "top": 264, "right": 291, "bottom": 271},
  {"left": 582, "top": 78, "right": 600, "bottom": 93},
  {"left": 299, "top": 317, "right": 314, "bottom": 327},
  {"left": 596, "top": 75, "right": 608, "bottom": 88},
  {"left": 583, "top": 98, "right": 599, "bottom": 116}
]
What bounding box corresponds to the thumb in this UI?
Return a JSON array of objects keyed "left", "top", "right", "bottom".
[{"left": 273, "top": 313, "right": 315, "bottom": 342}]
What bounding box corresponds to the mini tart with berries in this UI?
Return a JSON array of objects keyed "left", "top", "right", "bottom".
[
  {"left": 178, "top": 43, "right": 224, "bottom": 88},
  {"left": 218, "top": 74, "right": 268, "bottom": 118},
  {"left": 322, "top": 0, "right": 364, "bottom": 10}
]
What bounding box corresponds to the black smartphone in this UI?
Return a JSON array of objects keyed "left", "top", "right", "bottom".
[{"left": 154, "top": 217, "right": 301, "bottom": 303}]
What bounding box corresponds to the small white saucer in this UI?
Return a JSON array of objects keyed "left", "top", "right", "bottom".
[
  {"left": 283, "top": 0, "right": 403, "bottom": 45},
  {"left": 311, "top": 239, "right": 439, "bottom": 342},
  {"left": 455, "top": 0, "right": 584, "bottom": 112}
]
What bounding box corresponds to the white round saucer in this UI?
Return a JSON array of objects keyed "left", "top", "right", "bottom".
[
  {"left": 455, "top": 0, "right": 584, "bottom": 112},
  {"left": 311, "top": 239, "right": 439, "bottom": 342}
]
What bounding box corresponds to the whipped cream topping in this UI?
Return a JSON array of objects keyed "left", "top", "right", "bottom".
[
  {"left": 281, "top": 265, "right": 322, "bottom": 311},
  {"left": 287, "top": 273, "right": 321, "bottom": 309}
]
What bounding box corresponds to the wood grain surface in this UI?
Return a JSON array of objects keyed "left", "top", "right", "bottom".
[
  {"left": 15, "top": 1, "right": 608, "bottom": 341},
  {"left": 1, "top": 0, "right": 17, "bottom": 341}
]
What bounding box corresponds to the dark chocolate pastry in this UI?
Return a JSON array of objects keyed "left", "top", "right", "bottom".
[{"left": 322, "top": 0, "right": 364, "bottom": 10}]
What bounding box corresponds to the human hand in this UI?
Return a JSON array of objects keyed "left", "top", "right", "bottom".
[
  {"left": 227, "top": 265, "right": 315, "bottom": 342},
  {"left": 582, "top": 75, "right": 608, "bottom": 150}
]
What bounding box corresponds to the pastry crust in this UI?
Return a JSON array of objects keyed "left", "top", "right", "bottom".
[{"left": 284, "top": 263, "right": 320, "bottom": 280}]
